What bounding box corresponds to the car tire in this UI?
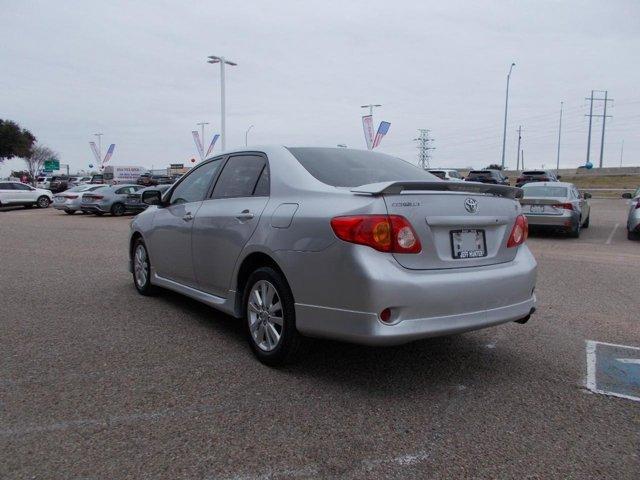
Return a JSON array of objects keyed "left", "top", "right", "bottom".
[
  {"left": 36, "top": 196, "right": 50, "bottom": 208},
  {"left": 243, "top": 267, "right": 301, "bottom": 366},
  {"left": 628, "top": 230, "right": 640, "bottom": 241},
  {"left": 95, "top": 211, "right": 104, "bottom": 216},
  {"left": 111, "top": 203, "right": 125, "bottom": 216},
  {"left": 64, "top": 210, "right": 75, "bottom": 215},
  {"left": 583, "top": 214, "right": 590, "bottom": 228},
  {"left": 568, "top": 220, "right": 580, "bottom": 238},
  {"left": 132, "top": 238, "right": 157, "bottom": 296}
]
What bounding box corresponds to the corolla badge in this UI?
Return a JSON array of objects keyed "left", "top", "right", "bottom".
[{"left": 464, "top": 198, "right": 478, "bottom": 213}]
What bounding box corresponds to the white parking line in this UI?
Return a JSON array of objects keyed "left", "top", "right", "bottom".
[
  {"left": 605, "top": 223, "right": 619, "bottom": 245},
  {"left": 585, "top": 340, "right": 640, "bottom": 403}
]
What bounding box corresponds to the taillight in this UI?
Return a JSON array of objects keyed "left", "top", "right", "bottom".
[
  {"left": 507, "top": 215, "right": 528, "bottom": 248},
  {"left": 330, "top": 215, "right": 422, "bottom": 254},
  {"left": 554, "top": 203, "right": 573, "bottom": 211}
]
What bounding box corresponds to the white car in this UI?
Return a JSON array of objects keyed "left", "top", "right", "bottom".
[
  {"left": 36, "top": 176, "right": 52, "bottom": 189},
  {"left": 0, "top": 181, "right": 53, "bottom": 209},
  {"left": 428, "top": 169, "right": 464, "bottom": 181}
]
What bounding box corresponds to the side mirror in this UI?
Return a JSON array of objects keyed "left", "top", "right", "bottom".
[
  {"left": 621, "top": 192, "right": 632, "bottom": 199},
  {"left": 583, "top": 192, "right": 592, "bottom": 199},
  {"left": 556, "top": 175, "right": 562, "bottom": 180},
  {"left": 142, "top": 189, "right": 163, "bottom": 206}
]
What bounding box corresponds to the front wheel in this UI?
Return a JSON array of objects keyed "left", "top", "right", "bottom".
[
  {"left": 36, "top": 196, "right": 50, "bottom": 208},
  {"left": 243, "top": 267, "right": 301, "bottom": 366},
  {"left": 111, "top": 203, "right": 125, "bottom": 216},
  {"left": 132, "top": 239, "right": 157, "bottom": 295}
]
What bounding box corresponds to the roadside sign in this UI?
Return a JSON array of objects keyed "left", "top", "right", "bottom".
[
  {"left": 44, "top": 159, "right": 60, "bottom": 171},
  {"left": 170, "top": 163, "right": 184, "bottom": 169}
]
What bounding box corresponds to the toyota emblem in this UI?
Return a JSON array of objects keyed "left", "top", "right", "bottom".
[{"left": 464, "top": 198, "right": 478, "bottom": 213}]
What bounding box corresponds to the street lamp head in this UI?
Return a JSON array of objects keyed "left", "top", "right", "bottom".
[
  {"left": 511, "top": 62, "right": 516, "bottom": 66},
  {"left": 207, "top": 55, "right": 237, "bottom": 66}
]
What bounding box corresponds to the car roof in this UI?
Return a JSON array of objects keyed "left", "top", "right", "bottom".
[{"left": 522, "top": 181, "right": 573, "bottom": 187}]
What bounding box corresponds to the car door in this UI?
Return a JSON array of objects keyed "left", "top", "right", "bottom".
[
  {"left": 0, "top": 182, "right": 17, "bottom": 204},
  {"left": 148, "top": 158, "right": 223, "bottom": 287},
  {"left": 11, "top": 183, "right": 36, "bottom": 202},
  {"left": 192, "top": 153, "right": 270, "bottom": 298}
]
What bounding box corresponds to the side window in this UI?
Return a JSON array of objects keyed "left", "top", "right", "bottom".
[
  {"left": 253, "top": 166, "right": 270, "bottom": 196},
  {"left": 0, "top": 183, "right": 14, "bottom": 190},
  {"left": 13, "top": 183, "right": 31, "bottom": 191},
  {"left": 169, "top": 159, "right": 221, "bottom": 205},
  {"left": 212, "top": 155, "right": 267, "bottom": 199}
]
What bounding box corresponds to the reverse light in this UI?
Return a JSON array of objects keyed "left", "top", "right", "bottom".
[
  {"left": 507, "top": 214, "right": 528, "bottom": 248},
  {"left": 330, "top": 215, "right": 422, "bottom": 254}
]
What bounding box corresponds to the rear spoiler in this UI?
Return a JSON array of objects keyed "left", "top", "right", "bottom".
[{"left": 351, "top": 181, "right": 523, "bottom": 199}]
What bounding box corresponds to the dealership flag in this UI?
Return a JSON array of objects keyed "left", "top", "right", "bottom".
[
  {"left": 192, "top": 131, "right": 205, "bottom": 159},
  {"left": 103, "top": 144, "right": 116, "bottom": 164},
  {"left": 372, "top": 121, "right": 391, "bottom": 149},
  {"left": 362, "top": 115, "right": 374, "bottom": 150},
  {"left": 89, "top": 141, "right": 101, "bottom": 163},
  {"left": 205, "top": 134, "right": 220, "bottom": 157}
]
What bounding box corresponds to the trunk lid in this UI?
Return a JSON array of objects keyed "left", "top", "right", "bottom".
[
  {"left": 352, "top": 181, "right": 522, "bottom": 270},
  {"left": 519, "top": 197, "right": 568, "bottom": 215}
]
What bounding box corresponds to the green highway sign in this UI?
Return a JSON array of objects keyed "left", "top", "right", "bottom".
[{"left": 44, "top": 158, "right": 60, "bottom": 171}]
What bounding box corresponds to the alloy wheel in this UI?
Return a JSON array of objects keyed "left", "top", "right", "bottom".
[
  {"left": 134, "top": 244, "right": 149, "bottom": 288},
  {"left": 247, "top": 280, "right": 284, "bottom": 352}
]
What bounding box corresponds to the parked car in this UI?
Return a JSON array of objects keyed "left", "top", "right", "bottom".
[
  {"left": 67, "top": 176, "right": 92, "bottom": 186},
  {"left": 622, "top": 187, "right": 640, "bottom": 240},
  {"left": 49, "top": 175, "right": 71, "bottom": 193},
  {"left": 520, "top": 182, "right": 591, "bottom": 237},
  {"left": 0, "top": 181, "right": 53, "bottom": 208},
  {"left": 81, "top": 184, "right": 144, "bottom": 216},
  {"left": 428, "top": 169, "right": 463, "bottom": 181},
  {"left": 125, "top": 184, "right": 171, "bottom": 214},
  {"left": 52, "top": 184, "right": 108, "bottom": 214},
  {"left": 465, "top": 169, "right": 509, "bottom": 185},
  {"left": 515, "top": 170, "right": 560, "bottom": 188},
  {"left": 137, "top": 174, "right": 172, "bottom": 186},
  {"left": 129, "top": 146, "right": 536, "bottom": 365},
  {"left": 36, "top": 176, "right": 52, "bottom": 189}
]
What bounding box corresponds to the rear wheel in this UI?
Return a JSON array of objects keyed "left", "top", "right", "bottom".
[
  {"left": 36, "top": 196, "right": 50, "bottom": 208},
  {"left": 583, "top": 214, "right": 590, "bottom": 228},
  {"left": 95, "top": 211, "right": 104, "bottom": 216},
  {"left": 568, "top": 220, "right": 581, "bottom": 238},
  {"left": 111, "top": 203, "right": 125, "bottom": 216},
  {"left": 243, "top": 267, "right": 301, "bottom": 366},
  {"left": 628, "top": 229, "right": 640, "bottom": 241},
  {"left": 132, "top": 239, "right": 157, "bottom": 295},
  {"left": 64, "top": 210, "right": 75, "bottom": 215}
]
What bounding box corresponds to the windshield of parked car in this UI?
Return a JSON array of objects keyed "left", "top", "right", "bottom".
[
  {"left": 287, "top": 147, "right": 437, "bottom": 187},
  {"left": 522, "top": 186, "right": 568, "bottom": 197}
]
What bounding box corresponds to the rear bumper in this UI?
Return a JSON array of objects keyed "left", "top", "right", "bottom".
[
  {"left": 80, "top": 204, "right": 109, "bottom": 213},
  {"left": 524, "top": 211, "right": 577, "bottom": 227},
  {"left": 284, "top": 245, "right": 537, "bottom": 346}
]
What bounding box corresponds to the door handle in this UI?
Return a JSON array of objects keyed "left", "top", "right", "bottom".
[
  {"left": 182, "top": 213, "right": 194, "bottom": 221},
  {"left": 235, "top": 209, "right": 254, "bottom": 220}
]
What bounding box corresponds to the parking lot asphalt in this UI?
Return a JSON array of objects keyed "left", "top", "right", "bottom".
[{"left": 1, "top": 199, "right": 639, "bottom": 479}]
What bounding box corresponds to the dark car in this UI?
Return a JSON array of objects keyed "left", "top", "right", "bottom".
[
  {"left": 137, "top": 174, "right": 172, "bottom": 186},
  {"left": 49, "top": 175, "right": 70, "bottom": 193},
  {"left": 136, "top": 173, "right": 154, "bottom": 186},
  {"left": 125, "top": 184, "right": 172, "bottom": 213},
  {"left": 515, "top": 170, "right": 560, "bottom": 188},
  {"left": 465, "top": 169, "right": 509, "bottom": 185}
]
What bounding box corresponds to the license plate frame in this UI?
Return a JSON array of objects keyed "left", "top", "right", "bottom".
[{"left": 450, "top": 229, "right": 487, "bottom": 259}]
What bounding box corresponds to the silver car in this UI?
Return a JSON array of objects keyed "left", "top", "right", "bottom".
[
  {"left": 81, "top": 184, "right": 144, "bottom": 216},
  {"left": 520, "top": 182, "right": 591, "bottom": 238},
  {"left": 623, "top": 187, "right": 640, "bottom": 240},
  {"left": 53, "top": 184, "right": 108, "bottom": 214},
  {"left": 129, "top": 146, "right": 537, "bottom": 365}
]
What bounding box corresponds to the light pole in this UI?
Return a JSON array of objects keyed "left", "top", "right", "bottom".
[
  {"left": 207, "top": 55, "right": 237, "bottom": 151},
  {"left": 500, "top": 62, "right": 516, "bottom": 170},
  {"left": 555, "top": 101, "right": 563, "bottom": 174},
  {"left": 245, "top": 125, "right": 254, "bottom": 146}
]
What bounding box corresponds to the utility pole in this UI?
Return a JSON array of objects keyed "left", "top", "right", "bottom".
[
  {"left": 414, "top": 129, "right": 435, "bottom": 170},
  {"left": 521, "top": 149, "right": 525, "bottom": 170},
  {"left": 585, "top": 90, "right": 613, "bottom": 168},
  {"left": 516, "top": 126, "right": 522, "bottom": 171},
  {"left": 556, "top": 101, "right": 563, "bottom": 174},
  {"left": 620, "top": 140, "right": 624, "bottom": 167},
  {"left": 500, "top": 62, "right": 516, "bottom": 170}
]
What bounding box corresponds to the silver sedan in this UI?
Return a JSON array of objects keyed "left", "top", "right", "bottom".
[
  {"left": 81, "top": 184, "right": 143, "bottom": 216},
  {"left": 623, "top": 187, "right": 640, "bottom": 240},
  {"left": 520, "top": 182, "right": 591, "bottom": 238},
  {"left": 129, "top": 146, "right": 537, "bottom": 365},
  {"left": 52, "top": 184, "right": 108, "bottom": 214}
]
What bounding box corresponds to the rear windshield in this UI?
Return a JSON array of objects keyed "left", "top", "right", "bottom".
[
  {"left": 523, "top": 186, "right": 567, "bottom": 197},
  {"left": 287, "top": 147, "right": 437, "bottom": 187},
  {"left": 523, "top": 171, "right": 546, "bottom": 176},
  {"left": 428, "top": 170, "right": 446, "bottom": 179},
  {"left": 468, "top": 171, "right": 491, "bottom": 177}
]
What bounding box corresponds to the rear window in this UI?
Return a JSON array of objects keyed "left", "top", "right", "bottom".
[
  {"left": 468, "top": 171, "right": 491, "bottom": 177},
  {"left": 287, "top": 147, "right": 437, "bottom": 187},
  {"left": 428, "top": 170, "right": 446, "bottom": 179},
  {"left": 523, "top": 171, "right": 546, "bottom": 176},
  {"left": 523, "top": 186, "right": 567, "bottom": 197}
]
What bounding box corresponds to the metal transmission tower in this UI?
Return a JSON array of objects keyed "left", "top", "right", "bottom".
[
  {"left": 585, "top": 90, "right": 613, "bottom": 167},
  {"left": 414, "top": 129, "right": 435, "bottom": 170}
]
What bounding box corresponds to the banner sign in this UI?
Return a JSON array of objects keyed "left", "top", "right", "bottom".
[
  {"left": 373, "top": 121, "right": 391, "bottom": 149},
  {"left": 89, "top": 142, "right": 101, "bottom": 163},
  {"left": 103, "top": 144, "right": 115, "bottom": 164},
  {"left": 362, "top": 115, "right": 374, "bottom": 150},
  {"left": 192, "top": 131, "right": 205, "bottom": 159},
  {"left": 205, "top": 134, "right": 220, "bottom": 157}
]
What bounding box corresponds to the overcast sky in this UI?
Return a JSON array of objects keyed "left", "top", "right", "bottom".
[{"left": 1, "top": 0, "right": 638, "bottom": 177}]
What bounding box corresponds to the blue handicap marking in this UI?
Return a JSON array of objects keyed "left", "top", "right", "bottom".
[{"left": 586, "top": 340, "right": 640, "bottom": 402}]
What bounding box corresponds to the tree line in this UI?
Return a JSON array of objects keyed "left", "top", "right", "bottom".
[{"left": 0, "top": 119, "right": 59, "bottom": 184}]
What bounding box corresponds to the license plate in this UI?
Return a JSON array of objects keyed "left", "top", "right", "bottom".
[
  {"left": 450, "top": 229, "right": 487, "bottom": 259},
  {"left": 530, "top": 205, "right": 544, "bottom": 213}
]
